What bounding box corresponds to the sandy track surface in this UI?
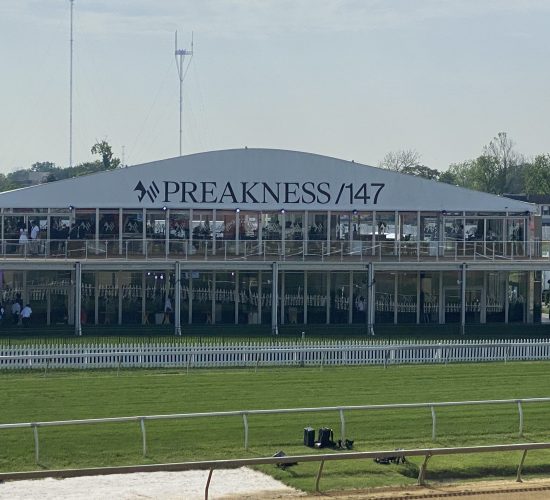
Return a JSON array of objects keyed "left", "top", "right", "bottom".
[
  {"left": 2, "top": 469, "right": 550, "bottom": 499},
  {"left": 314, "top": 478, "right": 550, "bottom": 499},
  {"left": 0, "top": 467, "right": 302, "bottom": 500}
]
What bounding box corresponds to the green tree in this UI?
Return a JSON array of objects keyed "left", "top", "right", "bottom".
[
  {"left": 378, "top": 149, "right": 421, "bottom": 172},
  {"left": 401, "top": 164, "right": 440, "bottom": 180},
  {"left": 30, "top": 161, "right": 57, "bottom": 172},
  {"left": 91, "top": 140, "right": 120, "bottom": 170},
  {"left": 524, "top": 154, "right": 550, "bottom": 195},
  {"left": 482, "top": 132, "right": 523, "bottom": 193}
]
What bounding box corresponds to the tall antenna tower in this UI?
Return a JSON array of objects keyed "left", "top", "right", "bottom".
[
  {"left": 69, "top": 0, "right": 74, "bottom": 168},
  {"left": 174, "top": 31, "right": 193, "bottom": 156}
]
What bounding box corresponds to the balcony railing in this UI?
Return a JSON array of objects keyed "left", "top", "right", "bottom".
[{"left": 1, "top": 238, "right": 544, "bottom": 262}]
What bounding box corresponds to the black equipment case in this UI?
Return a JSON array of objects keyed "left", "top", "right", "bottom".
[{"left": 303, "top": 427, "right": 315, "bottom": 447}]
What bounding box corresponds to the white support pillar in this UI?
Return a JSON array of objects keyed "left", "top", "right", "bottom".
[
  {"left": 460, "top": 263, "right": 467, "bottom": 335},
  {"left": 280, "top": 270, "right": 285, "bottom": 325},
  {"left": 271, "top": 262, "right": 279, "bottom": 335},
  {"left": 95, "top": 208, "right": 100, "bottom": 255},
  {"left": 348, "top": 271, "right": 353, "bottom": 324},
  {"left": 394, "top": 272, "right": 398, "bottom": 324},
  {"left": 118, "top": 208, "right": 123, "bottom": 255},
  {"left": 367, "top": 262, "right": 375, "bottom": 335},
  {"left": 117, "top": 271, "right": 123, "bottom": 325},
  {"left": 481, "top": 271, "right": 487, "bottom": 324},
  {"left": 188, "top": 270, "right": 193, "bottom": 325},
  {"left": 439, "top": 271, "right": 444, "bottom": 324},
  {"left": 94, "top": 273, "right": 99, "bottom": 325},
  {"left": 74, "top": 262, "right": 82, "bottom": 336},
  {"left": 416, "top": 271, "right": 421, "bottom": 324},
  {"left": 46, "top": 289, "right": 51, "bottom": 326},
  {"left": 304, "top": 271, "right": 308, "bottom": 324},
  {"left": 505, "top": 271, "right": 509, "bottom": 324},
  {"left": 141, "top": 272, "right": 146, "bottom": 325},
  {"left": 142, "top": 208, "right": 147, "bottom": 256},
  {"left": 372, "top": 211, "right": 377, "bottom": 256},
  {"left": 234, "top": 270, "right": 239, "bottom": 325},
  {"left": 258, "top": 271, "right": 262, "bottom": 324},
  {"left": 211, "top": 271, "right": 216, "bottom": 324},
  {"left": 326, "top": 271, "right": 331, "bottom": 324},
  {"left": 165, "top": 208, "right": 170, "bottom": 258},
  {"left": 174, "top": 261, "right": 181, "bottom": 335}
]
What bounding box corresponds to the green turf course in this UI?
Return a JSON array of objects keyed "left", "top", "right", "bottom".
[{"left": 2, "top": 362, "right": 550, "bottom": 492}]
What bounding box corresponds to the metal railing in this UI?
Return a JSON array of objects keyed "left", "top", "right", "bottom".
[
  {"left": 1, "top": 442, "right": 550, "bottom": 495},
  {"left": 2, "top": 396, "right": 550, "bottom": 465},
  {"left": 1, "top": 237, "right": 545, "bottom": 262}
]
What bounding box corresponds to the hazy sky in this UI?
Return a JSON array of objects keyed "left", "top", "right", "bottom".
[{"left": 1, "top": 0, "right": 549, "bottom": 173}]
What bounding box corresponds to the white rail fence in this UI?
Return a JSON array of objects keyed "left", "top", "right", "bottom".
[
  {"left": 2, "top": 443, "right": 550, "bottom": 492},
  {"left": 2, "top": 397, "right": 550, "bottom": 466},
  {"left": 1, "top": 339, "right": 550, "bottom": 370}
]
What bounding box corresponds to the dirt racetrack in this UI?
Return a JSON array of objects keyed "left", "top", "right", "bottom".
[{"left": 2, "top": 469, "right": 550, "bottom": 499}]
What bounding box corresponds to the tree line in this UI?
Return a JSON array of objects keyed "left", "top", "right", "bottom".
[
  {"left": 378, "top": 132, "right": 550, "bottom": 196},
  {"left": 0, "top": 140, "right": 120, "bottom": 192},
  {"left": 1, "top": 134, "right": 549, "bottom": 197}
]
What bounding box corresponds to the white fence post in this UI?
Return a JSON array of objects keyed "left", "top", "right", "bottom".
[
  {"left": 431, "top": 406, "right": 437, "bottom": 441},
  {"left": 32, "top": 424, "right": 40, "bottom": 464},
  {"left": 517, "top": 401, "right": 524, "bottom": 437},
  {"left": 140, "top": 417, "right": 147, "bottom": 457},
  {"left": 339, "top": 408, "right": 346, "bottom": 443},
  {"left": 242, "top": 412, "right": 249, "bottom": 450}
]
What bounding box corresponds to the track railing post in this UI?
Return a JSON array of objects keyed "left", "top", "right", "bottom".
[
  {"left": 315, "top": 459, "right": 325, "bottom": 492},
  {"left": 339, "top": 408, "right": 346, "bottom": 443},
  {"left": 32, "top": 424, "right": 40, "bottom": 464},
  {"left": 518, "top": 401, "right": 524, "bottom": 437},
  {"left": 205, "top": 468, "right": 214, "bottom": 500},
  {"left": 417, "top": 453, "right": 431, "bottom": 485},
  {"left": 431, "top": 405, "right": 437, "bottom": 441},
  {"left": 140, "top": 417, "right": 147, "bottom": 457},
  {"left": 516, "top": 449, "right": 528, "bottom": 482},
  {"left": 242, "top": 412, "right": 249, "bottom": 450}
]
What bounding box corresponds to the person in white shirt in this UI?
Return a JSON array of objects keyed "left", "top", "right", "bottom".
[
  {"left": 30, "top": 222, "right": 40, "bottom": 240},
  {"left": 19, "top": 229, "right": 28, "bottom": 255},
  {"left": 30, "top": 222, "right": 40, "bottom": 254},
  {"left": 162, "top": 296, "right": 172, "bottom": 325},
  {"left": 11, "top": 301, "right": 21, "bottom": 325},
  {"left": 21, "top": 304, "right": 32, "bottom": 326}
]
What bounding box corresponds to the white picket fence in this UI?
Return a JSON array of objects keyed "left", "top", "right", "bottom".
[{"left": 1, "top": 339, "right": 550, "bottom": 369}]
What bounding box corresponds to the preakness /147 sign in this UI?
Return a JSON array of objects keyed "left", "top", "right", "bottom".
[{"left": 134, "top": 180, "right": 386, "bottom": 206}]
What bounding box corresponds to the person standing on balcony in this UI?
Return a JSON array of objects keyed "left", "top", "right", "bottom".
[
  {"left": 21, "top": 304, "right": 32, "bottom": 326},
  {"left": 18, "top": 228, "right": 28, "bottom": 255},
  {"left": 30, "top": 221, "right": 40, "bottom": 254}
]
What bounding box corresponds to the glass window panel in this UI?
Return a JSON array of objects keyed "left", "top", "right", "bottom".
[
  {"left": 98, "top": 210, "right": 119, "bottom": 240},
  {"left": 284, "top": 271, "right": 304, "bottom": 324},
  {"left": 261, "top": 212, "right": 282, "bottom": 241}
]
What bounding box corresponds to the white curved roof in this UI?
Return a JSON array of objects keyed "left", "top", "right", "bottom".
[{"left": 0, "top": 148, "right": 534, "bottom": 212}]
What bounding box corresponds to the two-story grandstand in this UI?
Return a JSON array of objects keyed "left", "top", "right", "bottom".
[{"left": 0, "top": 148, "right": 543, "bottom": 335}]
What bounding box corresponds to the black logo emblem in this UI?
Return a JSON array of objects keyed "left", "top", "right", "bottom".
[{"left": 134, "top": 181, "right": 160, "bottom": 202}]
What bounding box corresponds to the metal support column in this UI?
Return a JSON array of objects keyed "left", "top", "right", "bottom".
[
  {"left": 234, "top": 270, "right": 239, "bottom": 325},
  {"left": 394, "top": 272, "right": 398, "bottom": 324},
  {"left": 174, "top": 261, "right": 181, "bottom": 335},
  {"left": 367, "top": 262, "right": 375, "bottom": 335},
  {"left": 348, "top": 271, "right": 354, "bottom": 324},
  {"left": 460, "top": 263, "right": 467, "bottom": 335},
  {"left": 271, "top": 262, "right": 279, "bottom": 335},
  {"left": 74, "top": 262, "right": 82, "bottom": 336}
]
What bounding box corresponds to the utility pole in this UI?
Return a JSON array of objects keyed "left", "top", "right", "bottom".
[
  {"left": 69, "top": 0, "right": 74, "bottom": 168},
  {"left": 174, "top": 31, "right": 193, "bottom": 157}
]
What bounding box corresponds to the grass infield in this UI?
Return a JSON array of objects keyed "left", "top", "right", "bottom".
[{"left": 2, "top": 362, "right": 550, "bottom": 491}]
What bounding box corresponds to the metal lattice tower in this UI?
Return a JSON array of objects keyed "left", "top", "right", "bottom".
[{"left": 174, "top": 31, "right": 193, "bottom": 157}]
